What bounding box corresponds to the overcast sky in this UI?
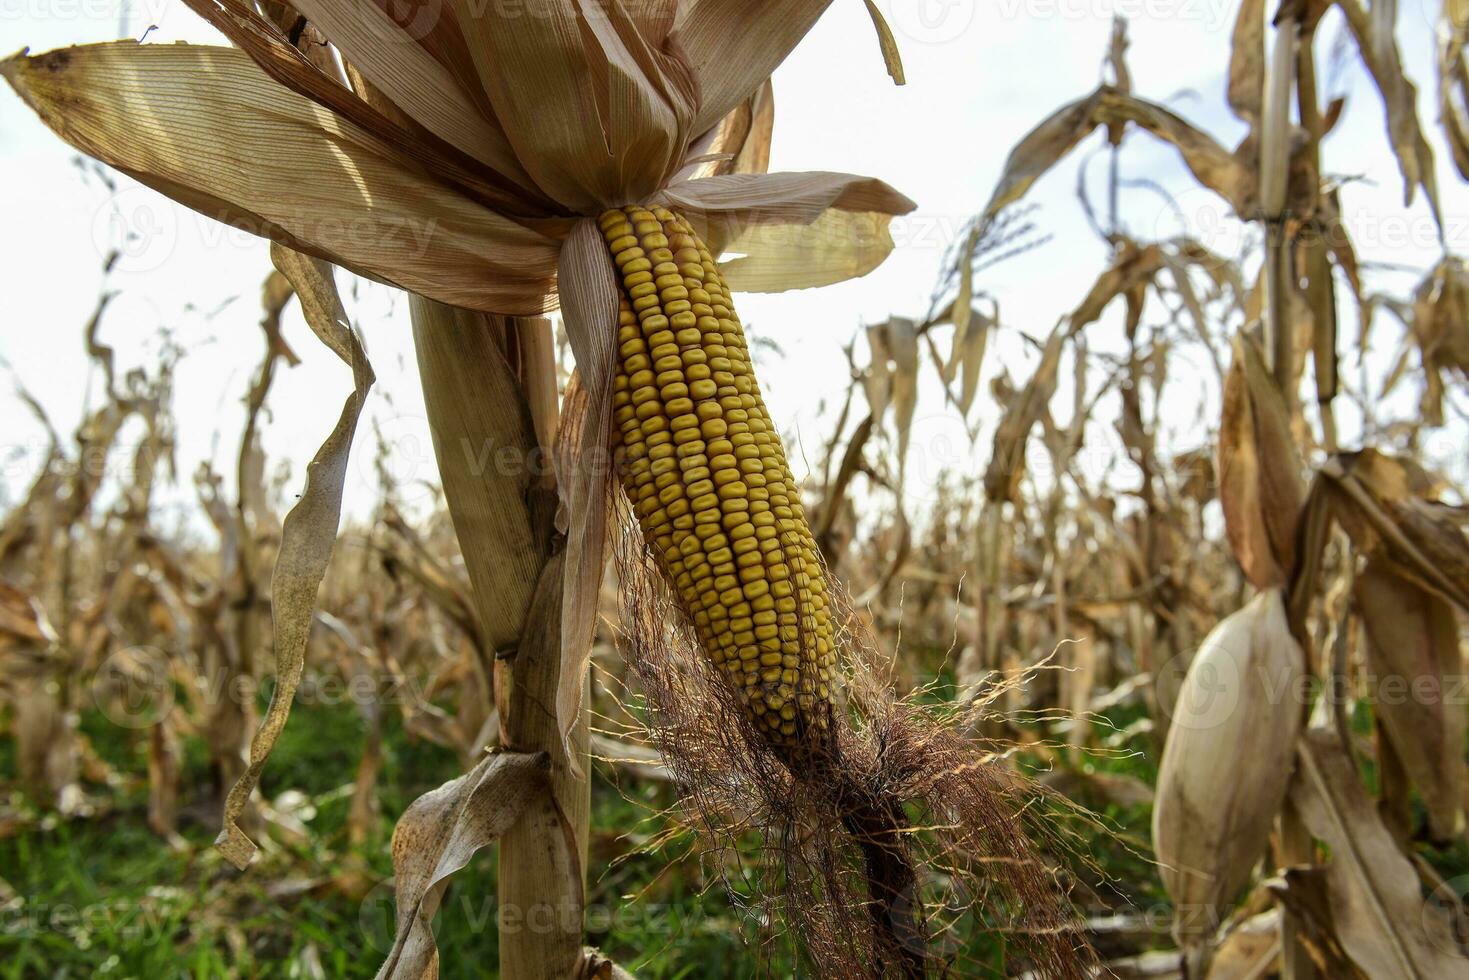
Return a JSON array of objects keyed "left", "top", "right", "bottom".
[{"left": 1, "top": 0, "right": 1463, "bottom": 531}]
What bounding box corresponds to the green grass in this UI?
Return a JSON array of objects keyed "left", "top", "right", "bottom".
[
  {"left": 0, "top": 695, "right": 794, "bottom": 979},
  {"left": 0, "top": 667, "right": 1195, "bottom": 978}
]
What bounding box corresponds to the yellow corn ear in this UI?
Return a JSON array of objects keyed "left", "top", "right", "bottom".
[{"left": 600, "top": 205, "right": 836, "bottom": 747}]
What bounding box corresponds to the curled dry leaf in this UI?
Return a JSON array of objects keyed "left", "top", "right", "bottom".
[
  {"left": 1207, "top": 908, "right": 1281, "bottom": 980},
  {"left": 0, "top": 579, "right": 56, "bottom": 652},
  {"left": 1354, "top": 558, "right": 1465, "bottom": 841},
  {"left": 1410, "top": 257, "right": 1469, "bottom": 425},
  {"left": 1438, "top": 0, "right": 1469, "bottom": 180},
  {"left": 863, "top": 321, "right": 893, "bottom": 422},
  {"left": 217, "top": 246, "right": 375, "bottom": 869},
  {"left": 1290, "top": 724, "right": 1469, "bottom": 979},
  {"left": 886, "top": 316, "right": 919, "bottom": 483},
  {"left": 1228, "top": 0, "right": 1265, "bottom": 128},
  {"left": 945, "top": 301, "right": 993, "bottom": 417},
  {"left": 374, "top": 750, "right": 549, "bottom": 980},
  {"left": 1265, "top": 866, "right": 1371, "bottom": 978},
  {"left": 981, "top": 87, "right": 1254, "bottom": 222},
  {"left": 1153, "top": 590, "right": 1305, "bottom": 954},
  {"left": 1325, "top": 449, "right": 1469, "bottom": 613},
  {"left": 983, "top": 322, "right": 1067, "bottom": 504},
  {"left": 861, "top": 0, "right": 905, "bottom": 86},
  {"left": 1336, "top": 0, "right": 1443, "bottom": 226},
  {"left": 1218, "top": 330, "right": 1305, "bottom": 589}
]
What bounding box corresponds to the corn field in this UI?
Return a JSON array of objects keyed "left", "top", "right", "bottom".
[{"left": 2, "top": 0, "right": 1469, "bottom": 977}]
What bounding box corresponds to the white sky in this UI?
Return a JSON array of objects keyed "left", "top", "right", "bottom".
[{"left": 0, "top": 0, "right": 1464, "bottom": 531}]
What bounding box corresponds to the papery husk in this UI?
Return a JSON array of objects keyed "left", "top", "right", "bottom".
[
  {"left": 1218, "top": 330, "right": 1305, "bottom": 589},
  {"left": 1153, "top": 589, "right": 1305, "bottom": 966}
]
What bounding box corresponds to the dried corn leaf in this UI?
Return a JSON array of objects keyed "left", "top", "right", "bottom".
[
  {"left": 1336, "top": 0, "right": 1442, "bottom": 225},
  {"left": 713, "top": 208, "right": 899, "bottom": 293},
  {"left": 1265, "top": 867, "right": 1371, "bottom": 978},
  {"left": 0, "top": 43, "right": 563, "bottom": 315},
  {"left": 0, "top": 580, "right": 56, "bottom": 651},
  {"left": 1354, "top": 558, "right": 1465, "bottom": 841},
  {"left": 1218, "top": 330, "right": 1305, "bottom": 589},
  {"left": 947, "top": 302, "right": 993, "bottom": 417},
  {"left": 1207, "top": 909, "right": 1280, "bottom": 980},
  {"left": 864, "top": 321, "right": 893, "bottom": 421},
  {"left": 1290, "top": 724, "right": 1469, "bottom": 978},
  {"left": 707, "top": 79, "right": 774, "bottom": 179},
  {"left": 1324, "top": 450, "right": 1469, "bottom": 613},
  {"left": 1438, "top": 1, "right": 1469, "bottom": 180},
  {"left": 1410, "top": 257, "right": 1469, "bottom": 424},
  {"left": 1096, "top": 91, "right": 1255, "bottom": 212},
  {"left": 862, "top": 0, "right": 905, "bottom": 85},
  {"left": 983, "top": 322, "right": 1066, "bottom": 503},
  {"left": 1228, "top": 0, "right": 1266, "bottom": 126},
  {"left": 982, "top": 90, "right": 1107, "bottom": 220},
  {"left": 887, "top": 316, "right": 919, "bottom": 482},
  {"left": 217, "top": 246, "right": 375, "bottom": 869},
  {"left": 374, "top": 750, "right": 548, "bottom": 980},
  {"left": 278, "top": 0, "right": 533, "bottom": 183}
]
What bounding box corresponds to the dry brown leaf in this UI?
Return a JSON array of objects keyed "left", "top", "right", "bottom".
[
  {"left": 1097, "top": 91, "right": 1256, "bottom": 213},
  {"left": 1438, "top": 1, "right": 1469, "bottom": 180},
  {"left": 673, "top": 0, "right": 831, "bottom": 134},
  {"left": 947, "top": 302, "right": 993, "bottom": 417},
  {"left": 0, "top": 44, "right": 564, "bottom": 316},
  {"left": 374, "top": 750, "right": 549, "bottom": 980},
  {"left": 887, "top": 316, "right": 919, "bottom": 482},
  {"left": 1265, "top": 867, "right": 1370, "bottom": 978},
  {"left": 1218, "top": 330, "right": 1305, "bottom": 589},
  {"left": 1336, "top": 0, "right": 1443, "bottom": 225},
  {"left": 1354, "top": 558, "right": 1465, "bottom": 841},
  {"left": 864, "top": 321, "right": 893, "bottom": 421},
  {"left": 1206, "top": 909, "right": 1280, "bottom": 980},
  {"left": 1325, "top": 450, "right": 1469, "bottom": 613},
  {"left": 217, "top": 246, "right": 375, "bottom": 869},
  {"left": 1291, "top": 724, "right": 1469, "bottom": 978},
  {"left": 982, "top": 82, "right": 1257, "bottom": 220},
  {"left": 281, "top": 0, "right": 533, "bottom": 183},
  {"left": 1228, "top": 0, "right": 1266, "bottom": 127},
  {"left": 1410, "top": 258, "right": 1469, "bottom": 425},
  {"left": 0, "top": 580, "right": 56, "bottom": 651},
  {"left": 983, "top": 322, "right": 1067, "bottom": 503},
  {"left": 982, "top": 90, "right": 1107, "bottom": 220},
  {"left": 862, "top": 0, "right": 906, "bottom": 85}
]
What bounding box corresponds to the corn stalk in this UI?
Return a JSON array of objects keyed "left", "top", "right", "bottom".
[{"left": 410, "top": 299, "right": 589, "bottom": 976}]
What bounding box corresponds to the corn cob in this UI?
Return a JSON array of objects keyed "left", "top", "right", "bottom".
[{"left": 600, "top": 205, "right": 836, "bottom": 748}]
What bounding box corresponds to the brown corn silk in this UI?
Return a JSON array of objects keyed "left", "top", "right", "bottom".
[{"left": 597, "top": 205, "right": 1098, "bottom": 979}]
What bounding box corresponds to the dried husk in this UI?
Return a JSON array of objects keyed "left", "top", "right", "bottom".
[
  {"left": 1153, "top": 589, "right": 1305, "bottom": 956},
  {"left": 1218, "top": 330, "right": 1305, "bottom": 589}
]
